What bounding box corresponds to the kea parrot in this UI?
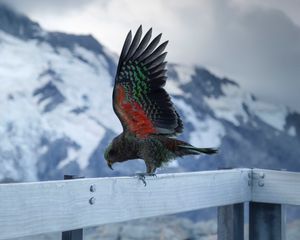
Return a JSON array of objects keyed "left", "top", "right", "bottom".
[{"left": 104, "top": 26, "right": 217, "bottom": 184}]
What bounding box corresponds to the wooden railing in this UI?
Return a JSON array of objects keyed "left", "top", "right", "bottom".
[{"left": 0, "top": 168, "right": 299, "bottom": 240}]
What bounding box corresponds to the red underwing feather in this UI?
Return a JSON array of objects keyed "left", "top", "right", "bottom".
[{"left": 115, "top": 84, "right": 156, "bottom": 138}]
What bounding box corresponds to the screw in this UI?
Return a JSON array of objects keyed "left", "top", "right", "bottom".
[
  {"left": 258, "top": 180, "right": 264, "bottom": 187},
  {"left": 89, "top": 197, "right": 96, "bottom": 205},
  {"left": 90, "top": 184, "right": 96, "bottom": 192}
]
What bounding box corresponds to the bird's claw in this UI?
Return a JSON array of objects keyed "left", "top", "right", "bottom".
[
  {"left": 148, "top": 173, "right": 157, "bottom": 178},
  {"left": 135, "top": 173, "right": 157, "bottom": 186},
  {"left": 137, "top": 173, "right": 147, "bottom": 186}
]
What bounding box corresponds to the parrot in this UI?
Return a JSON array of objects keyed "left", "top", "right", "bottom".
[{"left": 104, "top": 26, "right": 217, "bottom": 185}]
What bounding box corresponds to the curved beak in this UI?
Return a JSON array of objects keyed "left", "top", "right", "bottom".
[{"left": 107, "top": 161, "right": 114, "bottom": 170}]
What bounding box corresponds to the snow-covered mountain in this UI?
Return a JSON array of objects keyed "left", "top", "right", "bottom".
[{"left": 1, "top": 4, "right": 300, "bottom": 183}]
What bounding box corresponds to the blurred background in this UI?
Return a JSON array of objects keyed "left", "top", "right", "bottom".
[{"left": 0, "top": 0, "right": 299, "bottom": 239}]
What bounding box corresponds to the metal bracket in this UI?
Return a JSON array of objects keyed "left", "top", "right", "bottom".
[{"left": 248, "top": 170, "right": 265, "bottom": 187}]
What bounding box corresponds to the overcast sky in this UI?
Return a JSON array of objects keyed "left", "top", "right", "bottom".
[{"left": 1, "top": 0, "right": 300, "bottom": 111}]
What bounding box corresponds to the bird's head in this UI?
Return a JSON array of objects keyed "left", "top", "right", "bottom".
[{"left": 104, "top": 142, "right": 119, "bottom": 170}]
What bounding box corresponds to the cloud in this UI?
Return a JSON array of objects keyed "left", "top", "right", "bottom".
[
  {"left": 0, "top": 0, "right": 300, "bottom": 111},
  {"left": 198, "top": 2, "right": 300, "bottom": 110},
  {"left": 232, "top": 0, "right": 300, "bottom": 26}
]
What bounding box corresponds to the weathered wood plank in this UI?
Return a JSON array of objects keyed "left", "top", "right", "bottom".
[
  {"left": 0, "top": 169, "right": 250, "bottom": 239},
  {"left": 252, "top": 169, "right": 300, "bottom": 205},
  {"left": 218, "top": 203, "right": 244, "bottom": 240},
  {"left": 249, "top": 202, "right": 285, "bottom": 240}
]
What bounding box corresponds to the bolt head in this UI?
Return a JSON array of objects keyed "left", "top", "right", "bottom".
[
  {"left": 258, "top": 181, "right": 264, "bottom": 187},
  {"left": 89, "top": 197, "right": 96, "bottom": 205},
  {"left": 90, "top": 184, "right": 96, "bottom": 192}
]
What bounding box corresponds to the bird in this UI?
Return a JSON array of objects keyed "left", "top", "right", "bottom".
[{"left": 104, "top": 26, "right": 217, "bottom": 184}]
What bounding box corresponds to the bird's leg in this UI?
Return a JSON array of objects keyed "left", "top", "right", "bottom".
[
  {"left": 147, "top": 162, "right": 157, "bottom": 174},
  {"left": 146, "top": 164, "right": 157, "bottom": 177},
  {"left": 136, "top": 173, "right": 147, "bottom": 186}
]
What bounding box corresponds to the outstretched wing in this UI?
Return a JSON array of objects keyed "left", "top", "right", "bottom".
[{"left": 113, "top": 25, "right": 183, "bottom": 138}]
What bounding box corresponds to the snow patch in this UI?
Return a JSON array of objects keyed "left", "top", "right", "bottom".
[
  {"left": 165, "top": 80, "right": 184, "bottom": 95},
  {"left": 287, "top": 126, "right": 296, "bottom": 137},
  {"left": 173, "top": 64, "right": 195, "bottom": 84},
  {"left": 250, "top": 101, "right": 288, "bottom": 131},
  {"left": 174, "top": 98, "right": 225, "bottom": 147},
  {"left": 204, "top": 80, "right": 289, "bottom": 131},
  {"left": 58, "top": 147, "right": 78, "bottom": 169},
  {"left": 204, "top": 83, "right": 249, "bottom": 126},
  {"left": 166, "top": 64, "right": 195, "bottom": 96}
]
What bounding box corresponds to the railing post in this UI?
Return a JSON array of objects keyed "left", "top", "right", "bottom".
[
  {"left": 62, "top": 175, "right": 84, "bottom": 240},
  {"left": 217, "top": 167, "right": 244, "bottom": 240},
  {"left": 217, "top": 203, "right": 244, "bottom": 240},
  {"left": 249, "top": 202, "right": 285, "bottom": 240}
]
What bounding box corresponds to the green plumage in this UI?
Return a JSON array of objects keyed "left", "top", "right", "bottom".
[
  {"left": 119, "top": 60, "right": 151, "bottom": 106},
  {"left": 104, "top": 133, "right": 217, "bottom": 174}
]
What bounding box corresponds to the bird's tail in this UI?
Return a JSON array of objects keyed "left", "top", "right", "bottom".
[{"left": 178, "top": 145, "right": 218, "bottom": 155}]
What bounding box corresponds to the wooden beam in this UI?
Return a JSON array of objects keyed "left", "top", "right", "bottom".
[
  {"left": 0, "top": 169, "right": 250, "bottom": 239},
  {"left": 252, "top": 169, "right": 300, "bottom": 206},
  {"left": 218, "top": 203, "right": 244, "bottom": 240}
]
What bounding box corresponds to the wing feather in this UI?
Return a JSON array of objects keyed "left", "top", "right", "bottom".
[
  {"left": 146, "top": 52, "right": 168, "bottom": 69},
  {"left": 113, "top": 26, "right": 183, "bottom": 138},
  {"left": 119, "top": 31, "right": 132, "bottom": 63},
  {"left": 124, "top": 25, "right": 142, "bottom": 61},
  {"left": 131, "top": 28, "right": 152, "bottom": 60},
  {"left": 143, "top": 41, "right": 168, "bottom": 64},
  {"left": 137, "top": 33, "right": 162, "bottom": 61}
]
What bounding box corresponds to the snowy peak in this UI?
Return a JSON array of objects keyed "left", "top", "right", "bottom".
[
  {"left": 190, "top": 67, "right": 239, "bottom": 99},
  {"left": 0, "top": 4, "right": 116, "bottom": 75},
  {"left": 167, "top": 64, "right": 238, "bottom": 98},
  {"left": 0, "top": 4, "right": 43, "bottom": 40},
  {"left": 169, "top": 64, "right": 291, "bottom": 132}
]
